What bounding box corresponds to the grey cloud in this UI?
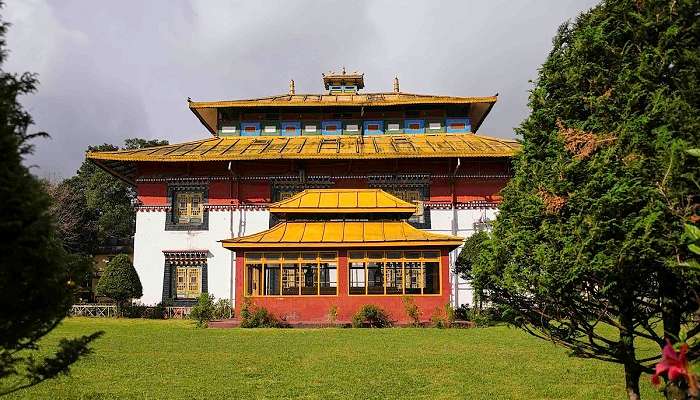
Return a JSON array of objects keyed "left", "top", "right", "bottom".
[{"left": 5, "top": 0, "right": 598, "bottom": 179}]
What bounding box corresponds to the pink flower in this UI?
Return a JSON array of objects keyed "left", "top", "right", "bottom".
[{"left": 652, "top": 340, "right": 698, "bottom": 395}]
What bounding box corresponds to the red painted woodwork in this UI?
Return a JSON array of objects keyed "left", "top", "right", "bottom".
[
  {"left": 234, "top": 249, "right": 452, "bottom": 324},
  {"left": 137, "top": 183, "right": 167, "bottom": 205}
]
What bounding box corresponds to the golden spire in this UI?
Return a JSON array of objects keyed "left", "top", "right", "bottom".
[
  {"left": 393, "top": 76, "right": 400, "bottom": 93},
  {"left": 289, "top": 79, "right": 295, "bottom": 95}
]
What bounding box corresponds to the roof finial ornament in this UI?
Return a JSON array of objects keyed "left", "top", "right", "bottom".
[
  {"left": 289, "top": 79, "right": 295, "bottom": 95},
  {"left": 342, "top": 66, "right": 346, "bottom": 75},
  {"left": 393, "top": 76, "right": 400, "bottom": 93}
]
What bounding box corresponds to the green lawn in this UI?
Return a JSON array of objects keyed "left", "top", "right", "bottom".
[{"left": 2, "top": 318, "right": 663, "bottom": 400}]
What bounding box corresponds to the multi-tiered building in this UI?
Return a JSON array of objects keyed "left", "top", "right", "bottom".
[{"left": 88, "top": 70, "right": 519, "bottom": 323}]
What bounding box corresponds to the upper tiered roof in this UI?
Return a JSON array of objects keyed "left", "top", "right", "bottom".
[{"left": 189, "top": 93, "right": 497, "bottom": 136}]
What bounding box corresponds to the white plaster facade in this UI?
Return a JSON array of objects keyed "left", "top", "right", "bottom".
[{"left": 133, "top": 206, "right": 497, "bottom": 307}]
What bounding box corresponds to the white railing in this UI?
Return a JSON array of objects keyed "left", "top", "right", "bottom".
[
  {"left": 70, "top": 304, "right": 117, "bottom": 317},
  {"left": 70, "top": 304, "right": 193, "bottom": 319},
  {"left": 165, "top": 306, "right": 192, "bottom": 319}
]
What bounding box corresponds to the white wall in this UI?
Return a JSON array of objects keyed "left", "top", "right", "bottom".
[
  {"left": 134, "top": 209, "right": 272, "bottom": 305},
  {"left": 430, "top": 208, "right": 498, "bottom": 308},
  {"left": 134, "top": 206, "right": 494, "bottom": 308}
]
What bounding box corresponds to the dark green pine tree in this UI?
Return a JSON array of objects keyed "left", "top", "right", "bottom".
[
  {"left": 473, "top": 1, "right": 699, "bottom": 399},
  {"left": 0, "top": 4, "right": 101, "bottom": 394}
]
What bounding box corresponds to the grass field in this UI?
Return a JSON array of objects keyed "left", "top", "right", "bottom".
[{"left": 2, "top": 318, "right": 663, "bottom": 400}]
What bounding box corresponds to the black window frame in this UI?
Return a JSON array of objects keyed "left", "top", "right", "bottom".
[{"left": 165, "top": 183, "right": 209, "bottom": 231}]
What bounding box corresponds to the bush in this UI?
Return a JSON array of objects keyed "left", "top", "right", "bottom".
[
  {"left": 351, "top": 304, "right": 392, "bottom": 328},
  {"left": 95, "top": 254, "right": 142, "bottom": 315},
  {"left": 189, "top": 293, "right": 215, "bottom": 327},
  {"left": 239, "top": 297, "right": 282, "bottom": 328},
  {"left": 430, "top": 303, "right": 455, "bottom": 328},
  {"left": 120, "top": 302, "right": 147, "bottom": 318},
  {"left": 327, "top": 304, "right": 338, "bottom": 325},
  {"left": 454, "top": 304, "right": 472, "bottom": 321},
  {"left": 212, "top": 299, "right": 233, "bottom": 320},
  {"left": 402, "top": 297, "right": 421, "bottom": 327},
  {"left": 241, "top": 308, "right": 280, "bottom": 328}
]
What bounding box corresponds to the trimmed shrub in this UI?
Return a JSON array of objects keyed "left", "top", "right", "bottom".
[
  {"left": 95, "top": 254, "right": 143, "bottom": 315},
  {"left": 351, "top": 304, "right": 392, "bottom": 328},
  {"left": 402, "top": 296, "right": 421, "bottom": 327},
  {"left": 189, "top": 293, "right": 215, "bottom": 327}
]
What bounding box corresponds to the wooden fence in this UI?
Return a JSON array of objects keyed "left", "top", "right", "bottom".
[{"left": 70, "top": 304, "right": 192, "bottom": 319}]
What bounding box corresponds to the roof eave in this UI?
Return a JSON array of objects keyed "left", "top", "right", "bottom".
[{"left": 220, "top": 240, "right": 463, "bottom": 249}]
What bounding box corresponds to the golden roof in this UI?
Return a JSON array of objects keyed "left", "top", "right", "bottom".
[
  {"left": 87, "top": 134, "right": 519, "bottom": 184},
  {"left": 220, "top": 221, "right": 464, "bottom": 249},
  {"left": 188, "top": 93, "right": 497, "bottom": 135},
  {"left": 88, "top": 134, "right": 518, "bottom": 162},
  {"left": 270, "top": 189, "right": 417, "bottom": 214}
]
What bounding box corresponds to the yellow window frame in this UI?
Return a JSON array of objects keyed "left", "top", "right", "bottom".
[
  {"left": 244, "top": 251, "right": 339, "bottom": 297},
  {"left": 347, "top": 250, "right": 442, "bottom": 296},
  {"left": 175, "top": 266, "right": 202, "bottom": 299},
  {"left": 176, "top": 191, "right": 204, "bottom": 224}
]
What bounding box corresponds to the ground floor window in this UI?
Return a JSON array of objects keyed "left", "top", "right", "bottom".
[
  {"left": 176, "top": 266, "right": 202, "bottom": 299},
  {"left": 162, "top": 250, "right": 208, "bottom": 305},
  {"left": 245, "top": 252, "right": 337, "bottom": 296},
  {"left": 348, "top": 250, "right": 440, "bottom": 295}
]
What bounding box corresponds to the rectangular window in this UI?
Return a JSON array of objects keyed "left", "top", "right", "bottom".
[
  {"left": 404, "top": 119, "right": 425, "bottom": 134},
  {"left": 319, "top": 261, "right": 337, "bottom": 295},
  {"left": 304, "top": 124, "right": 317, "bottom": 133},
  {"left": 446, "top": 118, "right": 471, "bottom": 133},
  {"left": 322, "top": 120, "right": 342, "bottom": 135},
  {"left": 345, "top": 124, "right": 359, "bottom": 132},
  {"left": 264, "top": 263, "right": 281, "bottom": 295},
  {"left": 363, "top": 120, "right": 384, "bottom": 136},
  {"left": 176, "top": 266, "right": 202, "bottom": 299},
  {"left": 348, "top": 250, "right": 441, "bottom": 296},
  {"left": 245, "top": 252, "right": 338, "bottom": 296},
  {"left": 176, "top": 192, "right": 204, "bottom": 224},
  {"left": 387, "top": 123, "right": 400, "bottom": 131},
  {"left": 264, "top": 125, "right": 277, "bottom": 133},
  {"left": 349, "top": 262, "right": 366, "bottom": 295},
  {"left": 428, "top": 122, "right": 442, "bottom": 130},
  {"left": 241, "top": 122, "right": 261, "bottom": 136},
  {"left": 282, "top": 263, "right": 300, "bottom": 295}
]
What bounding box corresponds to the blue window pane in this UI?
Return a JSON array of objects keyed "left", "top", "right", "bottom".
[
  {"left": 280, "top": 121, "right": 301, "bottom": 136},
  {"left": 446, "top": 118, "right": 471, "bottom": 133},
  {"left": 241, "top": 122, "right": 261, "bottom": 136},
  {"left": 363, "top": 120, "right": 384, "bottom": 135},
  {"left": 404, "top": 119, "right": 425, "bottom": 134},
  {"left": 321, "top": 120, "right": 342, "bottom": 135}
]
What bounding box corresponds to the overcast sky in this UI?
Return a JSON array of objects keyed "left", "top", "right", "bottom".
[{"left": 5, "top": 0, "right": 598, "bottom": 179}]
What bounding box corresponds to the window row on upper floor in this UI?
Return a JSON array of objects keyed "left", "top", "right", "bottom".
[{"left": 218, "top": 118, "right": 472, "bottom": 137}]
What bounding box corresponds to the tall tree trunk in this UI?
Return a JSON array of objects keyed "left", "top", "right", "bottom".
[
  {"left": 621, "top": 296, "right": 642, "bottom": 400},
  {"left": 660, "top": 268, "right": 681, "bottom": 343},
  {"left": 624, "top": 361, "right": 642, "bottom": 400}
]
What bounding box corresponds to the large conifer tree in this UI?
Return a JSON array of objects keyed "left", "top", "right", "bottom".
[
  {"left": 473, "top": 1, "right": 699, "bottom": 398},
  {"left": 0, "top": 5, "right": 101, "bottom": 394}
]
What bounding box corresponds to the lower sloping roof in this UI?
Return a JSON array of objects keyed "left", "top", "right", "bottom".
[
  {"left": 270, "top": 189, "right": 417, "bottom": 215},
  {"left": 220, "top": 221, "right": 464, "bottom": 249}
]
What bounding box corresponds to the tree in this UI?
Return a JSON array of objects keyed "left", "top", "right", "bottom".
[
  {"left": 81, "top": 138, "right": 168, "bottom": 243},
  {"left": 472, "top": 1, "right": 700, "bottom": 399},
  {"left": 455, "top": 231, "right": 489, "bottom": 281},
  {"left": 95, "top": 254, "right": 142, "bottom": 313},
  {"left": 0, "top": 3, "right": 101, "bottom": 394}
]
